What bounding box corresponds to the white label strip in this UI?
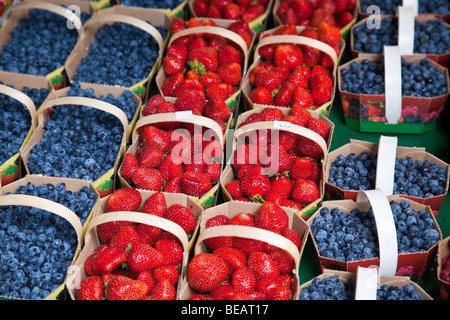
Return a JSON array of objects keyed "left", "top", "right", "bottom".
[
  {"left": 355, "top": 266, "right": 379, "bottom": 300},
  {"left": 383, "top": 46, "right": 402, "bottom": 124},
  {"left": 398, "top": 6, "right": 416, "bottom": 55},
  {"left": 175, "top": 110, "right": 194, "bottom": 119},
  {"left": 357, "top": 189, "right": 398, "bottom": 276},
  {"left": 402, "top": 0, "right": 419, "bottom": 16},
  {"left": 273, "top": 120, "right": 292, "bottom": 129},
  {"left": 375, "top": 135, "right": 398, "bottom": 196}
]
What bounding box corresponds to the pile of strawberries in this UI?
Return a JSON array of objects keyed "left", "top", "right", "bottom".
[
  {"left": 78, "top": 188, "right": 194, "bottom": 300},
  {"left": 225, "top": 106, "right": 330, "bottom": 210},
  {"left": 191, "top": 0, "right": 270, "bottom": 22},
  {"left": 186, "top": 201, "right": 301, "bottom": 300},
  {"left": 248, "top": 23, "right": 340, "bottom": 109},
  {"left": 160, "top": 17, "right": 248, "bottom": 110},
  {"left": 120, "top": 119, "right": 223, "bottom": 199},
  {"left": 275, "top": 0, "right": 356, "bottom": 29}
]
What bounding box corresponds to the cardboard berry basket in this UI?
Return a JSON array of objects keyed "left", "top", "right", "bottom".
[
  {"left": 437, "top": 236, "right": 450, "bottom": 300},
  {"left": 220, "top": 107, "right": 330, "bottom": 220},
  {"left": 307, "top": 190, "right": 442, "bottom": 281},
  {"left": 350, "top": 14, "right": 450, "bottom": 67},
  {"left": 0, "top": 175, "right": 100, "bottom": 236},
  {"left": 20, "top": 96, "right": 129, "bottom": 198},
  {"left": 241, "top": 33, "right": 338, "bottom": 117},
  {"left": 0, "top": 1, "right": 82, "bottom": 90},
  {"left": 65, "top": 206, "right": 190, "bottom": 300},
  {"left": 272, "top": 0, "right": 358, "bottom": 39},
  {"left": 118, "top": 112, "right": 224, "bottom": 209},
  {"left": 299, "top": 269, "right": 433, "bottom": 300},
  {"left": 0, "top": 194, "right": 83, "bottom": 300},
  {"left": 39, "top": 0, "right": 95, "bottom": 23},
  {"left": 187, "top": 0, "right": 273, "bottom": 33},
  {"left": 47, "top": 82, "right": 142, "bottom": 142},
  {"left": 0, "top": 83, "right": 37, "bottom": 188},
  {"left": 115, "top": 0, "right": 188, "bottom": 18},
  {"left": 338, "top": 54, "right": 450, "bottom": 134},
  {"left": 155, "top": 25, "right": 249, "bottom": 129},
  {"left": 324, "top": 138, "right": 450, "bottom": 213},
  {"left": 64, "top": 12, "right": 165, "bottom": 101},
  {"left": 178, "top": 200, "right": 309, "bottom": 300}
]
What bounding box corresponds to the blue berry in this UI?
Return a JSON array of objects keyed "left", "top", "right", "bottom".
[
  {"left": 120, "top": 0, "right": 186, "bottom": 9},
  {"left": 360, "top": 0, "right": 450, "bottom": 15},
  {"left": 299, "top": 275, "right": 356, "bottom": 300}
]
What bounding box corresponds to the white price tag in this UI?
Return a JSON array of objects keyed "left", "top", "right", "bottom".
[
  {"left": 175, "top": 110, "right": 194, "bottom": 119},
  {"left": 273, "top": 120, "right": 291, "bottom": 129}
]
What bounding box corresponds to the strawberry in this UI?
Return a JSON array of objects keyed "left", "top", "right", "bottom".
[
  {"left": 188, "top": 47, "right": 218, "bottom": 73},
  {"left": 172, "top": 79, "right": 205, "bottom": 97},
  {"left": 289, "top": 157, "right": 320, "bottom": 181},
  {"left": 287, "top": 66, "right": 309, "bottom": 88},
  {"left": 105, "top": 188, "right": 142, "bottom": 212},
  {"left": 164, "top": 204, "right": 197, "bottom": 235},
  {"left": 282, "top": 7, "right": 299, "bottom": 25},
  {"left": 306, "top": 117, "right": 330, "bottom": 140},
  {"left": 290, "top": 104, "right": 312, "bottom": 124},
  {"left": 163, "top": 57, "right": 184, "bottom": 76},
  {"left": 242, "top": 4, "right": 265, "bottom": 21},
  {"left": 272, "top": 283, "right": 291, "bottom": 300},
  {"left": 174, "top": 90, "right": 206, "bottom": 115},
  {"left": 232, "top": 267, "right": 256, "bottom": 294},
  {"left": 291, "top": 87, "right": 313, "bottom": 109},
  {"left": 92, "top": 246, "right": 127, "bottom": 274},
  {"left": 254, "top": 201, "right": 289, "bottom": 234},
  {"left": 105, "top": 275, "right": 148, "bottom": 300},
  {"left": 199, "top": 71, "right": 221, "bottom": 88},
  {"left": 291, "top": 178, "right": 320, "bottom": 205},
  {"left": 180, "top": 171, "right": 212, "bottom": 197},
  {"left": 204, "top": 162, "right": 221, "bottom": 183},
  {"left": 154, "top": 239, "right": 184, "bottom": 267},
  {"left": 136, "top": 224, "right": 161, "bottom": 246},
  {"left": 247, "top": 251, "right": 280, "bottom": 281},
  {"left": 270, "top": 177, "right": 293, "bottom": 200},
  {"left": 136, "top": 270, "right": 154, "bottom": 295},
  {"left": 109, "top": 224, "right": 141, "bottom": 252},
  {"left": 187, "top": 253, "right": 229, "bottom": 292},
  {"left": 255, "top": 279, "right": 277, "bottom": 299},
  {"left": 228, "top": 213, "right": 255, "bottom": 226},
  {"left": 138, "top": 125, "right": 170, "bottom": 152},
  {"left": 131, "top": 167, "right": 165, "bottom": 191},
  {"left": 281, "top": 199, "right": 303, "bottom": 212},
  {"left": 318, "top": 21, "right": 341, "bottom": 42},
  {"left": 120, "top": 153, "right": 139, "bottom": 182},
  {"left": 281, "top": 228, "right": 302, "bottom": 250},
  {"left": 223, "top": 2, "right": 241, "bottom": 19},
  {"left": 187, "top": 36, "right": 207, "bottom": 52},
  {"left": 161, "top": 72, "right": 184, "bottom": 96},
  {"left": 142, "top": 94, "right": 166, "bottom": 116},
  {"left": 232, "top": 144, "right": 265, "bottom": 171},
  {"left": 278, "top": 130, "right": 298, "bottom": 153},
  {"left": 85, "top": 244, "right": 108, "bottom": 276},
  {"left": 254, "top": 68, "right": 283, "bottom": 92},
  {"left": 240, "top": 164, "right": 271, "bottom": 201},
  {"left": 205, "top": 82, "right": 236, "bottom": 100},
  {"left": 302, "top": 46, "right": 321, "bottom": 67},
  {"left": 157, "top": 154, "right": 184, "bottom": 182},
  {"left": 163, "top": 176, "right": 183, "bottom": 193},
  {"left": 78, "top": 276, "right": 103, "bottom": 300},
  {"left": 138, "top": 144, "right": 165, "bottom": 169},
  {"left": 149, "top": 279, "right": 177, "bottom": 300},
  {"left": 338, "top": 11, "right": 354, "bottom": 27},
  {"left": 126, "top": 243, "right": 164, "bottom": 273},
  {"left": 213, "top": 247, "right": 247, "bottom": 277},
  {"left": 211, "top": 284, "right": 235, "bottom": 300},
  {"left": 153, "top": 265, "right": 180, "bottom": 286},
  {"left": 296, "top": 136, "right": 324, "bottom": 159},
  {"left": 225, "top": 180, "right": 244, "bottom": 199},
  {"left": 311, "top": 84, "right": 332, "bottom": 105},
  {"left": 140, "top": 193, "right": 167, "bottom": 217},
  {"left": 203, "top": 97, "right": 231, "bottom": 122},
  {"left": 291, "top": 0, "right": 312, "bottom": 20},
  {"left": 217, "top": 62, "right": 242, "bottom": 86},
  {"left": 250, "top": 87, "right": 272, "bottom": 105},
  {"left": 171, "top": 17, "right": 187, "bottom": 34},
  {"left": 98, "top": 221, "right": 134, "bottom": 244},
  {"left": 274, "top": 44, "right": 303, "bottom": 71},
  {"left": 233, "top": 237, "right": 266, "bottom": 256},
  {"left": 269, "top": 249, "right": 295, "bottom": 274},
  {"left": 167, "top": 45, "right": 188, "bottom": 63},
  {"left": 203, "top": 215, "right": 233, "bottom": 250}
]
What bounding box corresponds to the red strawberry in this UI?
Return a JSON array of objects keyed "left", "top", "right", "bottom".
[
  {"left": 180, "top": 171, "right": 212, "bottom": 197},
  {"left": 163, "top": 57, "right": 184, "bottom": 76},
  {"left": 92, "top": 246, "right": 127, "bottom": 274},
  {"left": 281, "top": 199, "right": 304, "bottom": 212},
  {"left": 240, "top": 164, "right": 271, "bottom": 201},
  {"left": 269, "top": 249, "right": 295, "bottom": 274},
  {"left": 287, "top": 66, "right": 309, "bottom": 89},
  {"left": 105, "top": 276, "right": 148, "bottom": 300},
  {"left": 318, "top": 21, "right": 341, "bottom": 42},
  {"left": 164, "top": 204, "right": 197, "bottom": 235},
  {"left": 263, "top": 144, "right": 293, "bottom": 175},
  {"left": 153, "top": 265, "right": 180, "bottom": 286},
  {"left": 85, "top": 244, "right": 108, "bottom": 276},
  {"left": 233, "top": 237, "right": 266, "bottom": 256},
  {"left": 296, "top": 136, "right": 324, "bottom": 159},
  {"left": 254, "top": 201, "right": 289, "bottom": 234},
  {"left": 138, "top": 125, "right": 170, "bottom": 152},
  {"left": 188, "top": 47, "right": 218, "bottom": 73},
  {"left": 291, "top": 87, "right": 313, "bottom": 109},
  {"left": 242, "top": 4, "right": 265, "bottom": 21},
  {"left": 282, "top": 7, "right": 299, "bottom": 25},
  {"left": 272, "top": 283, "right": 291, "bottom": 300},
  {"left": 291, "top": 178, "right": 320, "bottom": 205},
  {"left": 203, "top": 215, "right": 233, "bottom": 250},
  {"left": 120, "top": 153, "right": 139, "bottom": 182},
  {"left": 254, "top": 68, "right": 283, "bottom": 92},
  {"left": 291, "top": 0, "right": 312, "bottom": 20},
  {"left": 136, "top": 270, "right": 154, "bottom": 295},
  {"left": 131, "top": 167, "right": 165, "bottom": 191},
  {"left": 306, "top": 117, "right": 330, "bottom": 140},
  {"left": 232, "top": 267, "right": 256, "bottom": 294},
  {"left": 127, "top": 243, "right": 164, "bottom": 273},
  {"left": 289, "top": 157, "right": 320, "bottom": 181},
  {"left": 232, "top": 144, "right": 265, "bottom": 171},
  {"left": 187, "top": 36, "right": 207, "bottom": 52},
  {"left": 163, "top": 176, "right": 183, "bottom": 193},
  {"left": 228, "top": 213, "right": 254, "bottom": 227},
  {"left": 174, "top": 89, "right": 206, "bottom": 113},
  {"left": 142, "top": 94, "right": 166, "bottom": 116},
  {"left": 203, "top": 97, "right": 231, "bottom": 122},
  {"left": 204, "top": 162, "right": 221, "bottom": 183},
  {"left": 290, "top": 104, "right": 312, "bottom": 124},
  {"left": 205, "top": 82, "right": 236, "bottom": 101},
  {"left": 250, "top": 87, "right": 272, "bottom": 105},
  {"left": 157, "top": 154, "right": 184, "bottom": 182},
  {"left": 172, "top": 79, "right": 204, "bottom": 97},
  {"left": 213, "top": 247, "right": 247, "bottom": 277},
  {"left": 225, "top": 180, "right": 244, "bottom": 199},
  {"left": 138, "top": 144, "right": 165, "bottom": 169},
  {"left": 78, "top": 276, "right": 103, "bottom": 300},
  {"left": 278, "top": 131, "right": 298, "bottom": 153},
  {"left": 223, "top": 3, "right": 241, "bottom": 19},
  {"left": 105, "top": 188, "right": 142, "bottom": 212},
  {"left": 109, "top": 224, "right": 141, "bottom": 252},
  {"left": 270, "top": 177, "right": 293, "bottom": 201},
  {"left": 140, "top": 193, "right": 167, "bottom": 217},
  {"left": 255, "top": 279, "right": 277, "bottom": 299},
  {"left": 281, "top": 228, "right": 302, "bottom": 250},
  {"left": 217, "top": 44, "right": 242, "bottom": 66},
  {"left": 274, "top": 44, "right": 303, "bottom": 71},
  {"left": 154, "top": 239, "right": 184, "bottom": 267},
  {"left": 167, "top": 44, "right": 188, "bottom": 63},
  {"left": 211, "top": 284, "right": 235, "bottom": 300},
  {"left": 161, "top": 72, "right": 184, "bottom": 96},
  {"left": 338, "top": 11, "right": 354, "bottom": 27},
  {"left": 199, "top": 71, "right": 222, "bottom": 88},
  {"left": 217, "top": 62, "right": 242, "bottom": 86},
  {"left": 187, "top": 253, "right": 229, "bottom": 292},
  {"left": 247, "top": 251, "right": 280, "bottom": 281},
  {"left": 136, "top": 224, "right": 161, "bottom": 246}
]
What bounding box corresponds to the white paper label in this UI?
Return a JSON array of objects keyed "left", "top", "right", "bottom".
[
  {"left": 375, "top": 136, "right": 398, "bottom": 196},
  {"left": 383, "top": 46, "right": 402, "bottom": 124},
  {"left": 175, "top": 110, "right": 194, "bottom": 119},
  {"left": 273, "top": 120, "right": 291, "bottom": 129},
  {"left": 357, "top": 189, "right": 398, "bottom": 276}
]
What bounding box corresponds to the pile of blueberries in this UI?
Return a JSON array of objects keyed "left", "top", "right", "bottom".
[
  {"left": 72, "top": 22, "right": 167, "bottom": 87},
  {"left": 310, "top": 199, "right": 440, "bottom": 262},
  {"left": 353, "top": 18, "right": 450, "bottom": 55},
  {"left": 360, "top": 0, "right": 450, "bottom": 15},
  {"left": 340, "top": 58, "right": 448, "bottom": 97},
  {"left": 0, "top": 84, "right": 50, "bottom": 165},
  {"left": 0, "top": 204, "right": 78, "bottom": 299},
  {"left": 299, "top": 275, "right": 424, "bottom": 300},
  {"left": 66, "top": 82, "right": 138, "bottom": 123},
  {"left": 6, "top": 182, "right": 96, "bottom": 226},
  {"left": 0, "top": 9, "right": 79, "bottom": 76},
  {"left": 26, "top": 103, "right": 124, "bottom": 182},
  {"left": 328, "top": 151, "right": 448, "bottom": 198},
  {"left": 119, "top": 0, "right": 185, "bottom": 10}
]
